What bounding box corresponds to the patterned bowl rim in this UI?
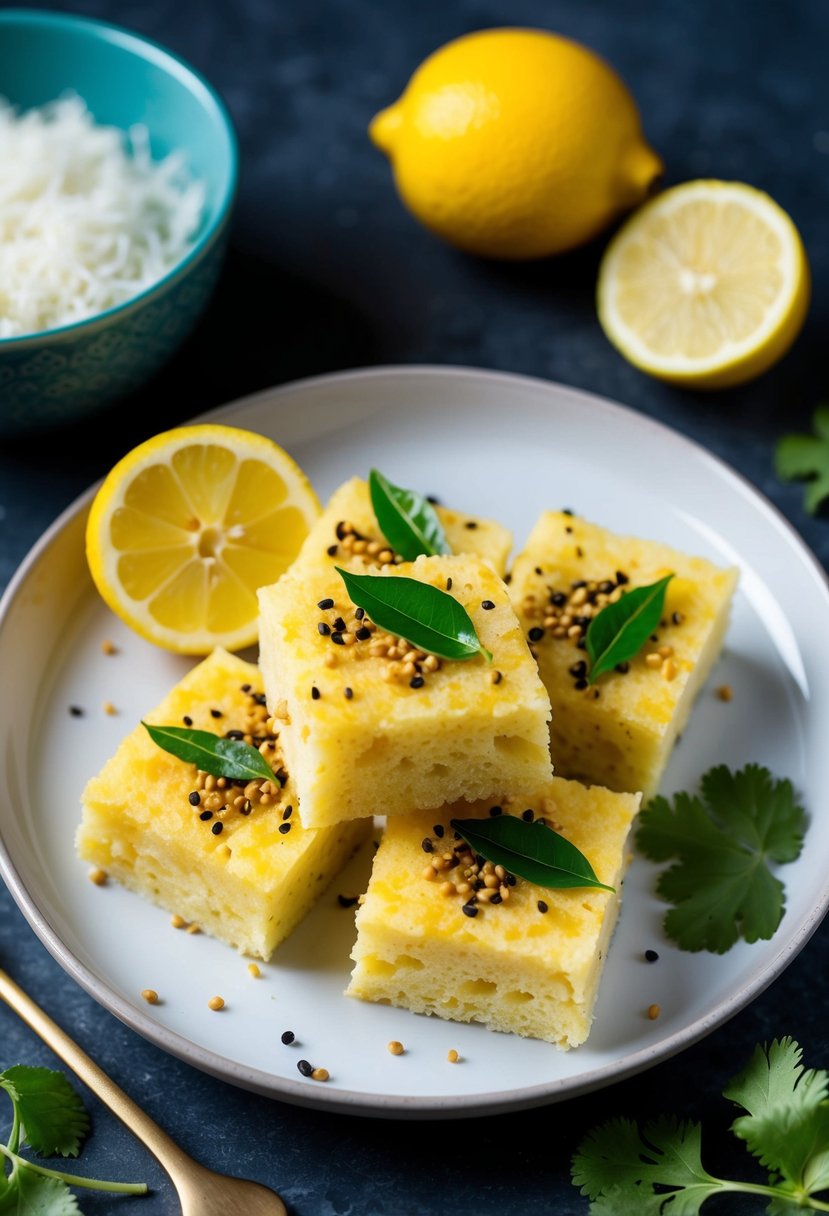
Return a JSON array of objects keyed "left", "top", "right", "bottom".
[{"left": 0, "top": 7, "right": 239, "bottom": 350}]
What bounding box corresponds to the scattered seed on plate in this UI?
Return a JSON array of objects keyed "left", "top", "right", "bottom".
[
  {"left": 170, "top": 914, "right": 187, "bottom": 929},
  {"left": 207, "top": 995, "right": 225, "bottom": 1011},
  {"left": 644, "top": 949, "right": 659, "bottom": 963},
  {"left": 297, "top": 1059, "right": 314, "bottom": 1077},
  {"left": 69, "top": 705, "right": 84, "bottom": 717},
  {"left": 248, "top": 963, "right": 261, "bottom": 979},
  {"left": 387, "top": 1040, "right": 405, "bottom": 1056},
  {"left": 103, "top": 700, "right": 117, "bottom": 715},
  {"left": 186, "top": 923, "right": 201, "bottom": 935},
  {"left": 101, "top": 639, "right": 118, "bottom": 655},
  {"left": 716, "top": 684, "right": 733, "bottom": 702},
  {"left": 447, "top": 1049, "right": 460, "bottom": 1064},
  {"left": 88, "top": 868, "right": 107, "bottom": 886},
  {"left": 311, "top": 1067, "right": 329, "bottom": 1082},
  {"left": 281, "top": 1030, "right": 295, "bottom": 1045},
  {"left": 141, "top": 989, "right": 159, "bottom": 1005},
  {"left": 647, "top": 1003, "right": 661, "bottom": 1020}
]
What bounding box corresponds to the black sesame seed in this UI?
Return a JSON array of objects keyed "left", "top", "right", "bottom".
[
  {"left": 474, "top": 878, "right": 486, "bottom": 890},
  {"left": 326, "top": 544, "right": 338, "bottom": 557},
  {"left": 565, "top": 525, "right": 573, "bottom": 533},
  {"left": 574, "top": 615, "right": 591, "bottom": 628},
  {"left": 278, "top": 822, "right": 292, "bottom": 835},
  {"left": 333, "top": 616, "right": 347, "bottom": 632},
  {"left": 182, "top": 714, "right": 192, "bottom": 726},
  {"left": 421, "top": 838, "right": 434, "bottom": 853},
  {"left": 492, "top": 669, "right": 503, "bottom": 685},
  {"left": 528, "top": 626, "right": 545, "bottom": 642},
  {"left": 317, "top": 597, "right": 334, "bottom": 610},
  {"left": 430, "top": 825, "right": 444, "bottom": 840},
  {"left": 562, "top": 508, "right": 574, "bottom": 516},
  {"left": 489, "top": 805, "right": 503, "bottom": 817},
  {"left": 281, "top": 1030, "right": 295, "bottom": 1045},
  {"left": 338, "top": 894, "right": 359, "bottom": 908},
  {"left": 551, "top": 591, "right": 567, "bottom": 606},
  {"left": 616, "top": 571, "right": 629, "bottom": 585},
  {"left": 331, "top": 632, "right": 345, "bottom": 645},
  {"left": 318, "top": 622, "right": 331, "bottom": 636},
  {"left": 615, "top": 661, "right": 630, "bottom": 674},
  {"left": 355, "top": 626, "right": 371, "bottom": 640},
  {"left": 490, "top": 893, "right": 502, "bottom": 904},
  {"left": 464, "top": 521, "right": 478, "bottom": 530},
  {"left": 210, "top": 708, "right": 223, "bottom": 719},
  {"left": 575, "top": 678, "right": 588, "bottom": 690},
  {"left": 475, "top": 854, "right": 486, "bottom": 868},
  {"left": 522, "top": 808, "right": 534, "bottom": 822},
  {"left": 534, "top": 566, "right": 543, "bottom": 576},
  {"left": 410, "top": 676, "right": 425, "bottom": 689},
  {"left": 311, "top": 686, "right": 321, "bottom": 700},
  {"left": 645, "top": 949, "right": 660, "bottom": 963},
  {"left": 188, "top": 791, "right": 201, "bottom": 806},
  {"left": 335, "top": 521, "right": 348, "bottom": 540},
  {"left": 253, "top": 692, "right": 268, "bottom": 706},
  {"left": 225, "top": 729, "right": 244, "bottom": 739},
  {"left": 211, "top": 822, "right": 224, "bottom": 835},
  {"left": 283, "top": 805, "right": 293, "bottom": 820},
  {"left": 355, "top": 607, "right": 365, "bottom": 620},
  {"left": 598, "top": 580, "right": 615, "bottom": 594},
  {"left": 297, "top": 1059, "right": 314, "bottom": 1077},
  {"left": 462, "top": 903, "right": 479, "bottom": 918},
  {"left": 481, "top": 600, "right": 495, "bottom": 610},
  {"left": 446, "top": 577, "right": 453, "bottom": 590},
  {"left": 344, "top": 686, "right": 354, "bottom": 700},
  {"left": 569, "top": 661, "right": 587, "bottom": 678},
  {"left": 199, "top": 810, "right": 213, "bottom": 821},
  {"left": 537, "top": 900, "right": 549, "bottom": 914},
  {"left": 576, "top": 638, "right": 587, "bottom": 650},
  {"left": 506, "top": 874, "right": 517, "bottom": 886},
  {"left": 671, "top": 611, "right": 682, "bottom": 625},
  {"left": 426, "top": 495, "right": 441, "bottom": 505},
  {"left": 241, "top": 683, "right": 252, "bottom": 693}
]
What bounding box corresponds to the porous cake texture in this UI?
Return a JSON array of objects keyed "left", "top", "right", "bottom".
[
  {"left": 258, "top": 549, "right": 553, "bottom": 829},
  {"left": 347, "top": 777, "right": 641, "bottom": 1048},
  {"left": 77, "top": 648, "right": 371, "bottom": 959},
  {"left": 509, "top": 512, "right": 738, "bottom": 799}
]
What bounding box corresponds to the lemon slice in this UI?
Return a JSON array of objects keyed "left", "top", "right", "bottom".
[
  {"left": 86, "top": 424, "right": 321, "bottom": 654},
  {"left": 597, "top": 180, "right": 810, "bottom": 388}
]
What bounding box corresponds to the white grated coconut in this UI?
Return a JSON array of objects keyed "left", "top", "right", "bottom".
[{"left": 0, "top": 94, "right": 207, "bottom": 339}]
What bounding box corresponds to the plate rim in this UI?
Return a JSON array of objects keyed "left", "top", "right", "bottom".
[{"left": 2, "top": 362, "right": 828, "bottom": 1119}]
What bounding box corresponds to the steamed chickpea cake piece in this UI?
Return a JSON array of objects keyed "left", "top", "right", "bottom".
[
  {"left": 509, "top": 512, "right": 739, "bottom": 800},
  {"left": 257, "top": 479, "right": 551, "bottom": 829},
  {"left": 347, "top": 777, "right": 641, "bottom": 1048},
  {"left": 76, "top": 649, "right": 371, "bottom": 960}
]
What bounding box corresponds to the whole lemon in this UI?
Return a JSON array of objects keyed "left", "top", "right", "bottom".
[{"left": 370, "top": 28, "right": 663, "bottom": 260}]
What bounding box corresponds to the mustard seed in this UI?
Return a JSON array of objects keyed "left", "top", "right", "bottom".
[
  {"left": 141, "top": 989, "right": 159, "bottom": 1005},
  {"left": 207, "top": 995, "right": 225, "bottom": 1011},
  {"left": 387, "top": 1040, "right": 405, "bottom": 1056},
  {"left": 647, "top": 1003, "right": 661, "bottom": 1020},
  {"left": 447, "top": 1049, "right": 460, "bottom": 1064}
]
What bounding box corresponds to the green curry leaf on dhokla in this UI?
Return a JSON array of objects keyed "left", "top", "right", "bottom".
[
  {"left": 450, "top": 815, "right": 613, "bottom": 892},
  {"left": 335, "top": 567, "right": 492, "bottom": 662},
  {"left": 586, "top": 573, "right": 674, "bottom": 683},
  {"left": 368, "top": 468, "right": 450, "bottom": 560},
  {"left": 141, "top": 722, "right": 276, "bottom": 783}
]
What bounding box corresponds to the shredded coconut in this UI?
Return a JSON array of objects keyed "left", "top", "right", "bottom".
[{"left": 0, "top": 94, "right": 206, "bottom": 338}]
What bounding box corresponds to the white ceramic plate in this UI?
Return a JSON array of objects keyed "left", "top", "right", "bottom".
[{"left": 2, "top": 366, "right": 828, "bottom": 1119}]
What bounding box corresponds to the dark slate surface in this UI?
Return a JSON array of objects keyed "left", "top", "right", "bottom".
[{"left": 0, "top": 1, "right": 827, "bottom": 1212}]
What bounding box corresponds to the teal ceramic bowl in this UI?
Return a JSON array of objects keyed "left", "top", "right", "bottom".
[{"left": 0, "top": 9, "right": 238, "bottom": 436}]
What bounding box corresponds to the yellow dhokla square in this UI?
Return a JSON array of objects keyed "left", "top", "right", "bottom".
[
  {"left": 347, "top": 777, "right": 641, "bottom": 1048},
  {"left": 76, "top": 648, "right": 371, "bottom": 959},
  {"left": 509, "top": 512, "right": 739, "bottom": 799},
  {"left": 258, "top": 549, "right": 553, "bottom": 829}
]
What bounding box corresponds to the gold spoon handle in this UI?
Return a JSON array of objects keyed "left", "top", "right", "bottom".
[{"left": 0, "top": 967, "right": 194, "bottom": 1181}]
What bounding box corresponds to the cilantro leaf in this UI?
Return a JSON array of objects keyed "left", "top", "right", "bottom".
[
  {"left": 775, "top": 406, "right": 829, "bottom": 515},
  {"left": 572, "top": 1116, "right": 726, "bottom": 1213},
  {"left": 0, "top": 1069, "right": 88, "bottom": 1159},
  {"left": 0, "top": 1169, "right": 80, "bottom": 1215},
  {"left": 636, "top": 763, "right": 806, "bottom": 953},
  {"left": 725, "top": 1038, "right": 829, "bottom": 1198}
]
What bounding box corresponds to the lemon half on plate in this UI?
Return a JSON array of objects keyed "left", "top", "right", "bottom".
[
  {"left": 597, "top": 180, "right": 810, "bottom": 388},
  {"left": 86, "top": 424, "right": 321, "bottom": 654}
]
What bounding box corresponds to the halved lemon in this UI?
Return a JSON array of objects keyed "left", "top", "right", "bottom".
[
  {"left": 86, "top": 424, "right": 321, "bottom": 654},
  {"left": 597, "top": 180, "right": 810, "bottom": 388}
]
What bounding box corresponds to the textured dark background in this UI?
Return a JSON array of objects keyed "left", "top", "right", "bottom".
[{"left": 1, "top": 1, "right": 828, "bottom": 1212}]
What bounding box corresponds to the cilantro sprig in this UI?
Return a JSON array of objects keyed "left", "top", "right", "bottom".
[
  {"left": 0, "top": 1066, "right": 146, "bottom": 1213},
  {"left": 636, "top": 763, "right": 806, "bottom": 953},
  {"left": 775, "top": 406, "right": 829, "bottom": 515},
  {"left": 573, "top": 1036, "right": 829, "bottom": 1212}
]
